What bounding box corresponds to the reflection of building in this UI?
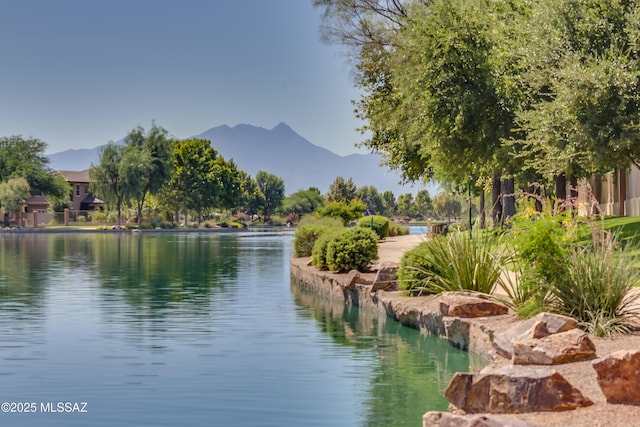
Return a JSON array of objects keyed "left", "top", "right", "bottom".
[{"left": 58, "top": 169, "right": 104, "bottom": 211}]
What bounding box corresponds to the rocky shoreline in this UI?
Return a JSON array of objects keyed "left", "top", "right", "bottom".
[{"left": 289, "top": 235, "right": 640, "bottom": 427}]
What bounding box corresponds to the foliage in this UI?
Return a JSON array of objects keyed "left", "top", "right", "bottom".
[
  {"left": 90, "top": 142, "right": 127, "bottom": 226},
  {"left": 0, "top": 136, "right": 65, "bottom": 198},
  {"left": 311, "top": 227, "right": 343, "bottom": 270},
  {"left": 357, "top": 214, "right": 389, "bottom": 239},
  {"left": 46, "top": 172, "right": 73, "bottom": 212},
  {"left": 281, "top": 187, "right": 324, "bottom": 220},
  {"left": 432, "top": 192, "right": 462, "bottom": 221},
  {"left": 236, "top": 171, "right": 264, "bottom": 217},
  {"left": 317, "top": 199, "right": 366, "bottom": 225},
  {"left": 388, "top": 221, "right": 409, "bottom": 237},
  {"left": 122, "top": 123, "right": 173, "bottom": 224},
  {"left": 293, "top": 216, "right": 344, "bottom": 257},
  {"left": 160, "top": 139, "right": 241, "bottom": 223},
  {"left": 0, "top": 177, "right": 30, "bottom": 213},
  {"left": 402, "top": 232, "right": 511, "bottom": 294},
  {"left": 325, "top": 227, "right": 379, "bottom": 272},
  {"left": 355, "top": 185, "right": 384, "bottom": 214},
  {"left": 381, "top": 190, "right": 397, "bottom": 216},
  {"left": 325, "top": 176, "right": 357, "bottom": 203},
  {"left": 397, "top": 240, "right": 439, "bottom": 295},
  {"left": 256, "top": 170, "right": 285, "bottom": 221},
  {"left": 549, "top": 238, "right": 640, "bottom": 337}
]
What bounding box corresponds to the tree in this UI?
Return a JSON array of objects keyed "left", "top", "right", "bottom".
[
  {"left": 433, "top": 192, "right": 462, "bottom": 222},
  {"left": 381, "top": 190, "right": 397, "bottom": 216},
  {"left": 281, "top": 187, "right": 324, "bottom": 220},
  {"left": 0, "top": 177, "right": 30, "bottom": 225},
  {"left": 47, "top": 172, "right": 73, "bottom": 212},
  {"left": 317, "top": 199, "right": 367, "bottom": 225},
  {"left": 355, "top": 185, "right": 383, "bottom": 215},
  {"left": 396, "top": 193, "right": 414, "bottom": 217},
  {"left": 161, "top": 139, "right": 241, "bottom": 224},
  {"left": 123, "top": 123, "right": 173, "bottom": 224},
  {"left": 326, "top": 176, "right": 357, "bottom": 203},
  {"left": 0, "top": 136, "right": 66, "bottom": 199},
  {"left": 255, "top": 171, "right": 285, "bottom": 222},
  {"left": 90, "top": 143, "right": 128, "bottom": 226},
  {"left": 413, "top": 189, "right": 433, "bottom": 219},
  {"left": 236, "top": 171, "right": 265, "bottom": 218}
]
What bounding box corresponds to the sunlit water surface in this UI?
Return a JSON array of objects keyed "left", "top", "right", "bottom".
[{"left": 0, "top": 231, "right": 479, "bottom": 426}]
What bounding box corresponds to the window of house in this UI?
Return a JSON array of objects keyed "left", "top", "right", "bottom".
[
  {"left": 84, "top": 185, "right": 88, "bottom": 195},
  {"left": 76, "top": 185, "right": 80, "bottom": 196}
]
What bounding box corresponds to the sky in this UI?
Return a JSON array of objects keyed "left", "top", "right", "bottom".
[{"left": 0, "top": 0, "right": 367, "bottom": 156}]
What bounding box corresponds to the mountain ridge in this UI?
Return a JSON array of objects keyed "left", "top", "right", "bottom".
[{"left": 47, "top": 123, "right": 433, "bottom": 195}]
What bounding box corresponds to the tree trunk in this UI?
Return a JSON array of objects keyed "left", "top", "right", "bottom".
[
  {"left": 554, "top": 174, "right": 567, "bottom": 213},
  {"left": 491, "top": 170, "right": 502, "bottom": 226},
  {"left": 501, "top": 178, "right": 516, "bottom": 221}
]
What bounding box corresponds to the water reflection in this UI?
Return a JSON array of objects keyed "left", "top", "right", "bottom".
[{"left": 291, "top": 283, "right": 482, "bottom": 426}]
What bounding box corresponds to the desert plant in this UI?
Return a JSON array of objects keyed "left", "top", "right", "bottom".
[
  {"left": 357, "top": 215, "right": 389, "bottom": 239},
  {"left": 325, "top": 227, "right": 378, "bottom": 272},
  {"left": 549, "top": 238, "right": 640, "bottom": 336},
  {"left": 404, "top": 232, "right": 511, "bottom": 294}
]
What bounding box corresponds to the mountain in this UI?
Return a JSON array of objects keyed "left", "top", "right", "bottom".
[{"left": 48, "top": 123, "right": 435, "bottom": 195}]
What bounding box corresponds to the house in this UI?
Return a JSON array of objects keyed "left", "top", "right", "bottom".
[
  {"left": 58, "top": 169, "right": 104, "bottom": 211},
  {"left": 577, "top": 162, "right": 640, "bottom": 217},
  {"left": 20, "top": 169, "right": 104, "bottom": 226}
]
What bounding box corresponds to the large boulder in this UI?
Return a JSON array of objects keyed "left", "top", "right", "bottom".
[
  {"left": 440, "top": 292, "right": 509, "bottom": 318},
  {"left": 592, "top": 349, "right": 640, "bottom": 404},
  {"left": 512, "top": 328, "right": 596, "bottom": 365},
  {"left": 493, "top": 313, "right": 578, "bottom": 359},
  {"left": 445, "top": 365, "right": 592, "bottom": 414},
  {"left": 423, "top": 412, "right": 539, "bottom": 427}
]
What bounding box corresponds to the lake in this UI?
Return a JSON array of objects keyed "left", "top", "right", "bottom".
[{"left": 0, "top": 231, "right": 477, "bottom": 426}]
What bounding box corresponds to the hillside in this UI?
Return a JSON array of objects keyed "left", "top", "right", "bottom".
[{"left": 47, "top": 123, "right": 435, "bottom": 195}]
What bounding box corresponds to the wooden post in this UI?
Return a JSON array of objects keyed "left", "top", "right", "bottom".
[
  {"left": 64, "top": 208, "right": 69, "bottom": 226},
  {"left": 618, "top": 169, "right": 627, "bottom": 216},
  {"left": 32, "top": 211, "right": 37, "bottom": 228}
]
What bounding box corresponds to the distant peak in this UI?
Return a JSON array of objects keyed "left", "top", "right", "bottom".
[{"left": 273, "top": 122, "right": 291, "bottom": 131}]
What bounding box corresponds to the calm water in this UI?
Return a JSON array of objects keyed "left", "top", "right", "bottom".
[{"left": 0, "top": 231, "right": 477, "bottom": 427}]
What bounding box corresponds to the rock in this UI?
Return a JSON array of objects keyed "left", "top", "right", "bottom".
[
  {"left": 493, "top": 313, "right": 578, "bottom": 359},
  {"left": 512, "top": 328, "right": 596, "bottom": 365},
  {"left": 345, "top": 270, "right": 361, "bottom": 287},
  {"left": 592, "top": 349, "right": 640, "bottom": 404},
  {"left": 371, "top": 263, "right": 398, "bottom": 292},
  {"left": 445, "top": 365, "right": 592, "bottom": 414},
  {"left": 440, "top": 292, "right": 509, "bottom": 318},
  {"left": 423, "top": 412, "right": 540, "bottom": 427}
]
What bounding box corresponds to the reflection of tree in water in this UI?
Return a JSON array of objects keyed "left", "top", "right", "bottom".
[{"left": 291, "top": 282, "right": 484, "bottom": 426}]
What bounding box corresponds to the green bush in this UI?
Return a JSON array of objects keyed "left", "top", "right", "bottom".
[
  {"left": 311, "top": 228, "right": 342, "bottom": 270},
  {"left": 293, "top": 217, "right": 344, "bottom": 257},
  {"left": 397, "top": 240, "right": 439, "bottom": 295},
  {"left": 388, "top": 221, "right": 409, "bottom": 237},
  {"left": 326, "top": 227, "right": 378, "bottom": 272},
  {"left": 357, "top": 215, "right": 389, "bottom": 239},
  {"left": 92, "top": 211, "right": 107, "bottom": 223}
]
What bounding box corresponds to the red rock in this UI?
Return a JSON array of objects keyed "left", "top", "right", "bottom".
[
  {"left": 512, "top": 329, "right": 596, "bottom": 365},
  {"left": 592, "top": 349, "right": 640, "bottom": 404},
  {"left": 439, "top": 292, "right": 509, "bottom": 318}
]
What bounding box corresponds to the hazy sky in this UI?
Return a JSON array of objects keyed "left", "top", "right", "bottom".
[{"left": 0, "top": 0, "right": 366, "bottom": 155}]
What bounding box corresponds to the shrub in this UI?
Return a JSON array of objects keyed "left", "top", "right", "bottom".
[
  {"left": 403, "top": 232, "right": 511, "bottom": 295},
  {"left": 311, "top": 228, "right": 342, "bottom": 270},
  {"left": 549, "top": 238, "right": 640, "bottom": 336},
  {"left": 92, "top": 211, "right": 107, "bottom": 223},
  {"left": 293, "top": 217, "right": 344, "bottom": 257},
  {"left": 357, "top": 215, "right": 389, "bottom": 239},
  {"left": 397, "top": 240, "right": 439, "bottom": 295},
  {"left": 388, "top": 221, "right": 409, "bottom": 237},
  {"left": 326, "top": 227, "right": 378, "bottom": 272}
]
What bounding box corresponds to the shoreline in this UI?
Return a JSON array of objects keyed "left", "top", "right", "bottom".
[{"left": 289, "top": 234, "right": 640, "bottom": 427}]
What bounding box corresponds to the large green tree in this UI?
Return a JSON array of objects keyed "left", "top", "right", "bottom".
[
  {"left": 161, "top": 139, "right": 241, "bottom": 224},
  {"left": 123, "top": 123, "right": 173, "bottom": 224},
  {"left": 90, "top": 143, "right": 131, "bottom": 226},
  {"left": 326, "top": 176, "right": 357, "bottom": 203},
  {"left": 255, "top": 170, "right": 285, "bottom": 222},
  {"left": 355, "top": 185, "right": 384, "bottom": 215},
  {"left": 281, "top": 187, "right": 324, "bottom": 220},
  {"left": 0, "top": 136, "right": 66, "bottom": 199},
  {"left": 236, "top": 171, "right": 265, "bottom": 218}
]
